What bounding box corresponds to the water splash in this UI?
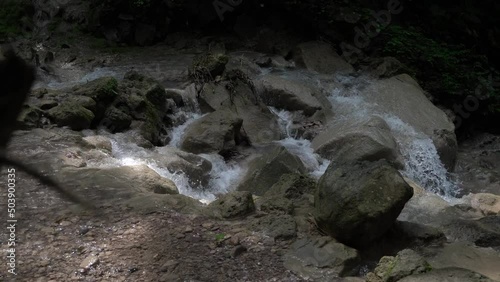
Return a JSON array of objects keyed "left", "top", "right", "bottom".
[
  {"left": 268, "top": 107, "right": 330, "bottom": 179},
  {"left": 383, "top": 115, "right": 460, "bottom": 199}
]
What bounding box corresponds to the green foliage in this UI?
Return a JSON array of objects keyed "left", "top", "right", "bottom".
[
  {"left": 100, "top": 77, "right": 119, "bottom": 97},
  {"left": 131, "top": 0, "right": 151, "bottom": 8},
  {"left": 0, "top": 0, "right": 29, "bottom": 38},
  {"left": 382, "top": 25, "right": 500, "bottom": 113},
  {"left": 215, "top": 233, "right": 225, "bottom": 241}
]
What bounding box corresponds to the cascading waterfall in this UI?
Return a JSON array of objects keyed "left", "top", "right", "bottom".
[
  {"left": 268, "top": 107, "right": 331, "bottom": 179},
  {"left": 383, "top": 115, "right": 460, "bottom": 199},
  {"left": 324, "top": 75, "right": 460, "bottom": 200}
]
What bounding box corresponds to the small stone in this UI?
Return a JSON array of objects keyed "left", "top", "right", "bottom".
[
  {"left": 176, "top": 233, "right": 185, "bottom": 239},
  {"left": 160, "top": 260, "right": 179, "bottom": 273},
  {"left": 231, "top": 245, "right": 247, "bottom": 258},
  {"left": 202, "top": 222, "right": 214, "bottom": 229},
  {"left": 184, "top": 226, "right": 193, "bottom": 233},
  {"left": 79, "top": 254, "right": 99, "bottom": 272}
]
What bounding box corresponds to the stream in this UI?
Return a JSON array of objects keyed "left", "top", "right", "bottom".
[{"left": 31, "top": 50, "right": 461, "bottom": 205}]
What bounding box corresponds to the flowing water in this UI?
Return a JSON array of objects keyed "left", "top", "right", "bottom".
[{"left": 32, "top": 53, "right": 460, "bottom": 203}]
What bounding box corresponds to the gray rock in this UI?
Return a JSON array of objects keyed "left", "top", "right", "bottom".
[
  {"left": 312, "top": 116, "right": 404, "bottom": 167},
  {"left": 293, "top": 41, "right": 354, "bottom": 74},
  {"left": 367, "top": 249, "right": 430, "bottom": 282},
  {"left": 265, "top": 173, "right": 316, "bottom": 199},
  {"left": 209, "top": 191, "right": 255, "bottom": 219},
  {"left": 103, "top": 106, "right": 132, "bottom": 132},
  {"left": 47, "top": 102, "right": 95, "bottom": 130},
  {"left": 17, "top": 104, "right": 42, "bottom": 129},
  {"left": 252, "top": 214, "right": 297, "bottom": 240},
  {"left": 82, "top": 135, "right": 113, "bottom": 152},
  {"left": 398, "top": 268, "right": 494, "bottom": 282},
  {"left": 257, "top": 74, "right": 323, "bottom": 116},
  {"left": 180, "top": 109, "right": 244, "bottom": 155},
  {"left": 283, "top": 237, "right": 360, "bottom": 280},
  {"left": 237, "top": 146, "right": 306, "bottom": 196},
  {"left": 200, "top": 81, "right": 281, "bottom": 144},
  {"left": 315, "top": 160, "right": 413, "bottom": 247},
  {"left": 258, "top": 195, "right": 294, "bottom": 215},
  {"left": 426, "top": 242, "right": 500, "bottom": 281},
  {"left": 155, "top": 146, "right": 212, "bottom": 189}
]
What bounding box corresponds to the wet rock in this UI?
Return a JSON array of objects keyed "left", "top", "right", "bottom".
[
  {"left": 293, "top": 41, "right": 354, "bottom": 74},
  {"left": 180, "top": 109, "right": 244, "bottom": 155},
  {"left": 315, "top": 160, "right": 413, "bottom": 247},
  {"left": 283, "top": 237, "right": 360, "bottom": 280},
  {"left": 357, "top": 74, "right": 457, "bottom": 170},
  {"left": 237, "top": 146, "right": 306, "bottom": 196},
  {"left": 154, "top": 146, "right": 212, "bottom": 189},
  {"left": 209, "top": 191, "right": 255, "bottom": 219},
  {"left": 256, "top": 74, "right": 323, "bottom": 116},
  {"left": 82, "top": 135, "right": 113, "bottom": 152},
  {"left": 200, "top": 81, "right": 281, "bottom": 144},
  {"left": 312, "top": 115, "right": 404, "bottom": 168},
  {"left": 366, "top": 249, "right": 430, "bottom": 282}
]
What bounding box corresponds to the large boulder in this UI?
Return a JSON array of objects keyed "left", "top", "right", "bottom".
[
  {"left": 47, "top": 101, "right": 95, "bottom": 130},
  {"left": 256, "top": 74, "right": 324, "bottom": 116},
  {"left": 180, "top": 109, "right": 245, "bottom": 155},
  {"left": 312, "top": 116, "right": 404, "bottom": 167},
  {"left": 358, "top": 74, "right": 457, "bottom": 170},
  {"left": 199, "top": 80, "right": 282, "bottom": 144},
  {"left": 315, "top": 160, "right": 413, "bottom": 247},
  {"left": 237, "top": 146, "right": 306, "bottom": 196},
  {"left": 293, "top": 41, "right": 354, "bottom": 74}
]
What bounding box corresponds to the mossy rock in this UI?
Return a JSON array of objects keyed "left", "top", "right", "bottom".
[
  {"left": 47, "top": 98, "right": 95, "bottom": 131},
  {"left": 189, "top": 53, "right": 229, "bottom": 79},
  {"left": 74, "top": 77, "right": 118, "bottom": 104}
]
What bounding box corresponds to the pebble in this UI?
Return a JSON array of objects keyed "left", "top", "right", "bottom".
[
  {"left": 79, "top": 254, "right": 100, "bottom": 273},
  {"left": 231, "top": 245, "right": 247, "bottom": 258}
]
